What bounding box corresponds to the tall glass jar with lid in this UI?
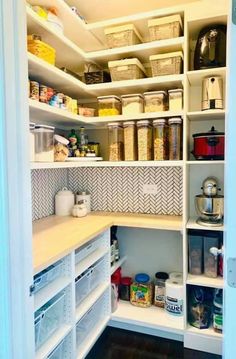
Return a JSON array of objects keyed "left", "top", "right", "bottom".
[
  {"left": 137, "top": 120, "right": 153, "bottom": 161},
  {"left": 168, "top": 117, "right": 182, "bottom": 160},
  {"left": 108, "top": 122, "right": 124, "bottom": 161},
  {"left": 123, "top": 121, "right": 137, "bottom": 161},
  {"left": 153, "top": 119, "right": 169, "bottom": 160}
]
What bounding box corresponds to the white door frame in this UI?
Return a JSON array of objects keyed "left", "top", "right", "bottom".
[{"left": 0, "top": 1, "right": 34, "bottom": 358}]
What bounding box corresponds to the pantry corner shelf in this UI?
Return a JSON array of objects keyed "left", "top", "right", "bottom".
[
  {"left": 111, "top": 256, "right": 127, "bottom": 275},
  {"left": 186, "top": 160, "right": 225, "bottom": 165},
  {"left": 187, "top": 110, "right": 225, "bottom": 121},
  {"left": 187, "top": 67, "right": 226, "bottom": 86},
  {"left": 187, "top": 274, "right": 224, "bottom": 289},
  {"left": 186, "top": 325, "right": 222, "bottom": 339},
  {"left": 186, "top": 218, "right": 224, "bottom": 232}
]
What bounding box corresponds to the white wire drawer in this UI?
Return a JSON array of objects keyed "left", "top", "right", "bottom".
[
  {"left": 75, "top": 257, "right": 105, "bottom": 307},
  {"left": 34, "top": 260, "right": 63, "bottom": 293},
  {"left": 75, "top": 231, "right": 109, "bottom": 265},
  {"left": 34, "top": 291, "right": 65, "bottom": 350},
  {"left": 47, "top": 331, "right": 72, "bottom": 359}
]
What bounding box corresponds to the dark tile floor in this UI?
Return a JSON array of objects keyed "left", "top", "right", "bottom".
[{"left": 86, "top": 327, "right": 221, "bottom": 359}]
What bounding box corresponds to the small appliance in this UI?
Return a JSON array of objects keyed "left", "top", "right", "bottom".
[
  {"left": 192, "top": 126, "right": 225, "bottom": 160},
  {"left": 202, "top": 76, "right": 223, "bottom": 110}
]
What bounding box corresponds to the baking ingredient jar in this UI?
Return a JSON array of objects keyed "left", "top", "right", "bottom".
[
  {"left": 76, "top": 191, "right": 91, "bottom": 213},
  {"left": 143, "top": 91, "right": 167, "bottom": 112},
  {"left": 137, "top": 120, "right": 153, "bottom": 161},
  {"left": 123, "top": 121, "right": 137, "bottom": 161},
  {"left": 153, "top": 119, "right": 169, "bottom": 160},
  {"left": 154, "top": 272, "right": 169, "bottom": 308},
  {"left": 34, "top": 125, "right": 55, "bottom": 162},
  {"left": 55, "top": 187, "right": 75, "bottom": 216},
  {"left": 130, "top": 273, "right": 153, "bottom": 307},
  {"left": 98, "top": 95, "right": 121, "bottom": 116},
  {"left": 29, "top": 122, "right": 35, "bottom": 162},
  {"left": 119, "top": 277, "right": 132, "bottom": 301},
  {"left": 168, "top": 89, "right": 183, "bottom": 111},
  {"left": 108, "top": 122, "right": 124, "bottom": 161},
  {"left": 121, "top": 94, "right": 144, "bottom": 115},
  {"left": 168, "top": 117, "right": 182, "bottom": 160}
]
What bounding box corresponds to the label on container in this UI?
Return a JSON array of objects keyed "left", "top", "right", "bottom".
[
  {"left": 165, "top": 296, "right": 183, "bottom": 316},
  {"left": 131, "top": 284, "right": 151, "bottom": 307},
  {"left": 213, "top": 313, "right": 223, "bottom": 331},
  {"left": 154, "top": 286, "right": 165, "bottom": 307}
]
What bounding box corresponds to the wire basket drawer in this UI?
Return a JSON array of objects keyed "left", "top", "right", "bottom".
[
  {"left": 34, "top": 291, "right": 65, "bottom": 350},
  {"left": 34, "top": 260, "right": 63, "bottom": 293},
  {"left": 75, "top": 235, "right": 104, "bottom": 265},
  {"left": 47, "top": 339, "right": 64, "bottom": 359}
]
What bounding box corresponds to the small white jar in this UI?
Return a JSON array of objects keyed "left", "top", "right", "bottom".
[
  {"left": 55, "top": 187, "right": 75, "bottom": 216},
  {"left": 76, "top": 191, "right": 91, "bottom": 213},
  {"left": 72, "top": 202, "right": 87, "bottom": 218}
]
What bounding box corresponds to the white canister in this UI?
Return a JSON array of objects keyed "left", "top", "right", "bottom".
[
  {"left": 55, "top": 187, "right": 75, "bottom": 216},
  {"left": 76, "top": 191, "right": 91, "bottom": 213},
  {"left": 165, "top": 279, "right": 184, "bottom": 316}
]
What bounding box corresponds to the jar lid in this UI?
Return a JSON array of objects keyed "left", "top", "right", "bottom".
[
  {"left": 35, "top": 124, "right": 55, "bottom": 131},
  {"left": 97, "top": 95, "right": 121, "bottom": 102},
  {"left": 135, "top": 273, "right": 150, "bottom": 283},
  {"left": 30, "top": 122, "right": 35, "bottom": 130},
  {"left": 77, "top": 190, "right": 90, "bottom": 195},
  {"left": 155, "top": 272, "right": 169, "bottom": 280},
  {"left": 168, "top": 88, "right": 183, "bottom": 94},
  {"left": 107, "top": 122, "right": 123, "bottom": 127},
  {"left": 153, "top": 119, "right": 166, "bottom": 125},
  {"left": 168, "top": 117, "right": 182, "bottom": 125},
  {"left": 123, "top": 121, "right": 136, "bottom": 126},
  {"left": 192, "top": 126, "right": 224, "bottom": 138},
  {"left": 54, "top": 134, "right": 69, "bottom": 146},
  {"left": 137, "top": 120, "right": 151, "bottom": 126},
  {"left": 56, "top": 187, "right": 74, "bottom": 196},
  {"left": 143, "top": 90, "right": 167, "bottom": 96},
  {"left": 121, "top": 94, "right": 144, "bottom": 99},
  {"left": 121, "top": 277, "right": 132, "bottom": 285}
]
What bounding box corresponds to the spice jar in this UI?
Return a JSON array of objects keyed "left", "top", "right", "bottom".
[
  {"left": 124, "top": 121, "right": 137, "bottom": 161},
  {"left": 108, "top": 122, "right": 124, "bottom": 161},
  {"left": 121, "top": 94, "right": 144, "bottom": 115},
  {"left": 137, "top": 120, "right": 153, "bottom": 161},
  {"left": 154, "top": 272, "right": 169, "bottom": 308},
  {"left": 153, "top": 119, "right": 169, "bottom": 160},
  {"left": 98, "top": 95, "right": 121, "bottom": 116},
  {"left": 119, "top": 277, "right": 132, "bottom": 301},
  {"left": 130, "top": 273, "right": 153, "bottom": 308},
  {"left": 144, "top": 91, "right": 167, "bottom": 112},
  {"left": 168, "top": 117, "right": 182, "bottom": 160}
]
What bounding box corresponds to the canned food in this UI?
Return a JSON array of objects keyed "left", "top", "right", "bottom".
[
  {"left": 39, "top": 85, "right": 48, "bottom": 103},
  {"left": 49, "top": 94, "right": 59, "bottom": 108},
  {"left": 30, "top": 81, "right": 39, "bottom": 101},
  {"left": 57, "top": 93, "right": 64, "bottom": 107},
  {"left": 47, "top": 87, "right": 54, "bottom": 103}
]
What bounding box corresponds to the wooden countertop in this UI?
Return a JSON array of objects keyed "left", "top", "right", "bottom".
[{"left": 33, "top": 212, "right": 182, "bottom": 273}]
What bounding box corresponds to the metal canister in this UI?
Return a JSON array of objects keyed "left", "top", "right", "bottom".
[
  {"left": 39, "top": 85, "right": 48, "bottom": 103},
  {"left": 30, "top": 81, "right": 39, "bottom": 100}
]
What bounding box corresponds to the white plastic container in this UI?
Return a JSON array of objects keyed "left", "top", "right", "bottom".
[
  {"left": 30, "top": 122, "right": 35, "bottom": 162},
  {"left": 34, "top": 125, "right": 55, "bottom": 162},
  {"left": 55, "top": 187, "right": 75, "bottom": 216},
  {"left": 168, "top": 89, "right": 183, "bottom": 111},
  {"left": 121, "top": 94, "right": 144, "bottom": 115},
  {"left": 108, "top": 58, "right": 146, "bottom": 81},
  {"left": 150, "top": 51, "right": 183, "bottom": 77},
  {"left": 148, "top": 14, "right": 183, "bottom": 41},
  {"left": 144, "top": 91, "right": 167, "bottom": 112},
  {"left": 105, "top": 24, "right": 142, "bottom": 48},
  {"left": 76, "top": 191, "right": 91, "bottom": 213}
]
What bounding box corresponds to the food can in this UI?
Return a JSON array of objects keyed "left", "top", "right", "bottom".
[
  {"left": 63, "top": 95, "right": 72, "bottom": 111},
  {"left": 57, "top": 93, "right": 64, "bottom": 107},
  {"left": 47, "top": 87, "right": 54, "bottom": 103},
  {"left": 30, "top": 81, "right": 39, "bottom": 101},
  {"left": 39, "top": 85, "right": 48, "bottom": 103}
]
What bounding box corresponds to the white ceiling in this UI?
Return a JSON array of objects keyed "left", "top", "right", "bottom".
[{"left": 71, "top": 0, "right": 199, "bottom": 22}]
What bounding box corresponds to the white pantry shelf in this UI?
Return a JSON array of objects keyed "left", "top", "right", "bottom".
[
  {"left": 75, "top": 248, "right": 109, "bottom": 278},
  {"left": 111, "top": 301, "right": 184, "bottom": 334},
  {"left": 187, "top": 67, "right": 226, "bottom": 86},
  {"left": 111, "top": 256, "right": 127, "bottom": 275},
  {"left": 187, "top": 110, "right": 225, "bottom": 121},
  {"left": 186, "top": 160, "right": 225, "bottom": 165},
  {"left": 187, "top": 274, "right": 224, "bottom": 289},
  {"left": 187, "top": 218, "right": 224, "bottom": 231},
  {"left": 187, "top": 325, "right": 222, "bottom": 339}
]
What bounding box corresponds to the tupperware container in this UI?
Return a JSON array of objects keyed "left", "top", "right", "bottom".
[
  {"left": 144, "top": 91, "right": 167, "bottom": 112},
  {"left": 188, "top": 232, "right": 203, "bottom": 275},
  {"left": 168, "top": 117, "right": 182, "bottom": 160},
  {"left": 121, "top": 94, "right": 144, "bottom": 115},
  {"left": 150, "top": 51, "right": 183, "bottom": 76},
  {"left": 168, "top": 89, "right": 183, "bottom": 111},
  {"left": 123, "top": 121, "right": 137, "bottom": 161},
  {"left": 148, "top": 14, "right": 183, "bottom": 41},
  {"left": 97, "top": 95, "right": 121, "bottom": 116},
  {"left": 105, "top": 24, "right": 142, "bottom": 48},
  {"left": 108, "top": 122, "right": 124, "bottom": 161},
  {"left": 34, "top": 125, "right": 55, "bottom": 162},
  {"left": 137, "top": 120, "right": 153, "bottom": 161},
  {"left": 204, "top": 234, "right": 219, "bottom": 278},
  {"left": 153, "top": 119, "right": 169, "bottom": 160},
  {"left": 130, "top": 273, "right": 153, "bottom": 308},
  {"left": 108, "top": 58, "right": 146, "bottom": 81}
]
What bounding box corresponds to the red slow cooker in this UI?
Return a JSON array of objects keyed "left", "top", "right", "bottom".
[{"left": 192, "top": 126, "right": 224, "bottom": 160}]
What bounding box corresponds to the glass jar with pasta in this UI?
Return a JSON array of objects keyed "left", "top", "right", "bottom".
[
  {"left": 123, "top": 121, "right": 137, "bottom": 161},
  {"left": 137, "top": 120, "right": 153, "bottom": 161},
  {"left": 168, "top": 117, "right": 182, "bottom": 160},
  {"left": 153, "top": 119, "right": 169, "bottom": 160},
  {"left": 108, "top": 122, "right": 124, "bottom": 161}
]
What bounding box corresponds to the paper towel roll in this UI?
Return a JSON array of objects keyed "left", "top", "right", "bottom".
[
  {"left": 169, "top": 272, "right": 183, "bottom": 281},
  {"left": 165, "top": 279, "right": 184, "bottom": 316}
]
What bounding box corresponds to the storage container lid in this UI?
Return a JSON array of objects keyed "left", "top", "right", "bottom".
[
  {"left": 143, "top": 90, "right": 167, "bottom": 97},
  {"left": 108, "top": 58, "right": 146, "bottom": 75},
  {"left": 121, "top": 276, "right": 132, "bottom": 285},
  {"left": 192, "top": 126, "right": 224, "bottom": 138},
  {"left": 168, "top": 117, "right": 182, "bottom": 124},
  {"left": 148, "top": 14, "right": 183, "bottom": 29},
  {"left": 97, "top": 95, "right": 121, "bottom": 102},
  {"left": 54, "top": 134, "right": 69, "bottom": 145},
  {"left": 136, "top": 120, "right": 151, "bottom": 126},
  {"left": 135, "top": 273, "right": 150, "bottom": 283},
  {"left": 104, "top": 24, "right": 143, "bottom": 42},
  {"left": 150, "top": 51, "right": 183, "bottom": 61},
  {"left": 56, "top": 187, "right": 74, "bottom": 197},
  {"left": 107, "top": 122, "right": 123, "bottom": 127},
  {"left": 155, "top": 272, "right": 169, "bottom": 280},
  {"left": 168, "top": 88, "right": 183, "bottom": 94},
  {"left": 121, "top": 93, "right": 144, "bottom": 100},
  {"left": 153, "top": 119, "right": 167, "bottom": 125},
  {"left": 77, "top": 190, "right": 90, "bottom": 195},
  {"left": 34, "top": 125, "right": 55, "bottom": 131},
  {"left": 123, "top": 121, "right": 136, "bottom": 126}
]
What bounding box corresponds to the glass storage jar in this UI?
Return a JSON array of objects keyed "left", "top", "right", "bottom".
[
  {"left": 121, "top": 94, "right": 144, "bottom": 115},
  {"left": 137, "top": 120, "right": 153, "bottom": 161},
  {"left": 34, "top": 125, "right": 55, "bottom": 162},
  {"left": 168, "top": 89, "right": 183, "bottom": 111},
  {"left": 154, "top": 272, "right": 169, "bottom": 308},
  {"left": 153, "top": 119, "right": 169, "bottom": 160},
  {"left": 98, "top": 95, "right": 121, "bottom": 116},
  {"left": 108, "top": 122, "right": 124, "bottom": 161},
  {"left": 144, "top": 91, "right": 167, "bottom": 112},
  {"left": 123, "top": 121, "right": 137, "bottom": 161},
  {"left": 130, "top": 273, "right": 153, "bottom": 308},
  {"left": 168, "top": 117, "right": 182, "bottom": 160}
]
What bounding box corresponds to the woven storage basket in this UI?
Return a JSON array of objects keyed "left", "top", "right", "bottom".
[
  {"left": 108, "top": 58, "right": 146, "bottom": 81},
  {"left": 105, "top": 24, "right": 142, "bottom": 48},
  {"left": 84, "top": 70, "right": 111, "bottom": 84},
  {"left": 150, "top": 51, "right": 183, "bottom": 77},
  {"left": 28, "top": 38, "right": 56, "bottom": 66},
  {"left": 148, "top": 14, "right": 183, "bottom": 41}
]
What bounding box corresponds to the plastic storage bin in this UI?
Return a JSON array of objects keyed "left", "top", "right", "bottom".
[
  {"left": 150, "top": 51, "right": 183, "bottom": 77},
  {"left": 105, "top": 24, "right": 142, "bottom": 48},
  {"left": 189, "top": 232, "right": 203, "bottom": 275},
  {"left": 97, "top": 95, "right": 121, "bottom": 116},
  {"left": 108, "top": 58, "right": 146, "bottom": 81},
  {"left": 124, "top": 121, "right": 137, "bottom": 161},
  {"left": 168, "top": 89, "right": 183, "bottom": 111},
  {"left": 153, "top": 119, "right": 169, "bottom": 160},
  {"left": 204, "top": 235, "right": 219, "bottom": 278},
  {"left": 130, "top": 273, "right": 153, "bottom": 308},
  {"left": 34, "top": 260, "right": 63, "bottom": 293},
  {"left": 34, "top": 125, "right": 55, "bottom": 162},
  {"left": 47, "top": 339, "right": 64, "bottom": 359},
  {"left": 144, "top": 91, "right": 167, "bottom": 112},
  {"left": 168, "top": 117, "right": 182, "bottom": 160},
  {"left": 34, "top": 291, "right": 65, "bottom": 350},
  {"left": 108, "top": 122, "right": 124, "bottom": 161},
  {"left": 75, "top": 257, "right": 105, "bottom": 307},
  {"left": 137, "top": 120, "right": 153, "bottom": 161},
  {"left": 121, "top": 94, "right": 144, "bottom": 115},
  {"left": 75, "top": 234, "right": 105, "bottom": 265},
  {"left": 148, "top": 14, "right": 183, "bottom": 41}
]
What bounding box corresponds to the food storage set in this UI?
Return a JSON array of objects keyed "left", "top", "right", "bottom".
[{"left": 107, "top": 118, "right": 182, "bottom": 161}]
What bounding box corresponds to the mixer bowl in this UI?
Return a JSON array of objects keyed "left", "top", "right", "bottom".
[{"left": 195, "top": 195, "right": 224, "bottom": 226}]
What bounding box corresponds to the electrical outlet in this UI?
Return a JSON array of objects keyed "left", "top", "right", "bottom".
[{"left": 143, "top": 184, "right": 158, "bottom": 195}]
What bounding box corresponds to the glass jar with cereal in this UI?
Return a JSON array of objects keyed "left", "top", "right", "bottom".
[
  {"left": 108, "top": 122, "right": 124, "bottom": 161},
  {"left": 153, "top": 119, "right": 169, "bottom": 160},
  {"left": 123, "top": 121, "right": 137, "bottom": 161}
]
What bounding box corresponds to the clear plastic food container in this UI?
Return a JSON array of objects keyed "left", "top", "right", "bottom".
[
  {"left": 121, "top": 94, "right": 144, "bottom": 115},
  {"left": 144, "top": 91, "right": 167, "bottom": 112},
  {"left": 137, "top": 120, "right": 153, "bottom": 161},
  {"left": 189, "top": 232, "right": 203, "bottom": 275},
  {"left": 97, "top": 95, "right": 121, "bottom": 116},
  {"left": 108, "top": 58, "right": 146, "bottom": 81},
  {"left": 34, "top": 125, "right": 55, "bottom": 162},
  {"left": 148, "top": 14, "right": 183, "bottom": 41},
  {"left": 204, "top": 235, "right": 219, "bottom": 278},
  {"left": 168, "top": 117, "right": 182, "bottom": 160},
  {"left": 153, "top": 119, "right": 168, "bottom": 160},
  {"left": 105, "top": 24, "right": 142, "bottom": 48},
  {"left": 108, "top": 122, "right": 124, "bottom": 161},
  {"left": 124, "top": 121, "right": 137, "bottom": 161},
  {"left": 150, "top": 51, "right": 183, "bottom": 77},
  {"left": 130, "top": 273, "right": 153, "bottom": 308},
  {"left": 168, "top": 89, "right": 183, "bottom": 111}
]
